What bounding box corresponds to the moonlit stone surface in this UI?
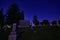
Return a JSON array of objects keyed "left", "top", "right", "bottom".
[{"left": 8, "top": 23, "right": 17, "bottom": 40}]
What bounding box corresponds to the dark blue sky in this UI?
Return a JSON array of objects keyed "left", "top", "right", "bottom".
[{"left": 0, "top": 0, "right": 60, "bottom": 25}]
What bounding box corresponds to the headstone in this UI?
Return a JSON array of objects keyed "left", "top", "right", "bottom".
[
  {"left": 12, "top": 23, "right": 16, "bottom": 32},
  {"left": 8, "top": 23, "right": 17, "bottom": 40},
  {"left": 18, "top": 20, "right": 30, "bottom": 28}
]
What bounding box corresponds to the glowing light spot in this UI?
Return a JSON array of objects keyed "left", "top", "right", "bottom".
[{"left": 7, "top": 25, "right": 11, "bottom": 28}]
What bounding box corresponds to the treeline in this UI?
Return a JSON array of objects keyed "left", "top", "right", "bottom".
[
  {"left": 0, "top": 3, "right": 24, "bottom": 29},
  {"left": 33, "top": 16, "right": 60, "bottom": 27},
  {"left": 0, "top": 3, "right": 60, "bottom": 29}
]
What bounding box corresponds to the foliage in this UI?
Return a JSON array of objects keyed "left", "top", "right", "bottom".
[
  {"left": 6, "top": 3, "right": 20, "bottom": 24},
  {"left": 33, "top": 16, "right": 39, "bottom": 26}
]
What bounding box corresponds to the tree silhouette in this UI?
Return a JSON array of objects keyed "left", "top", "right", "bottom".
[
  {"left": 40, "top": 22, "right": 44, "bottom": 26},
  {"left": 33, "top": 16, "right": 39, "bottom": 26},
  {"left": 0, "top": 8, "right": 4, "bottom": 30},
  {"left": 6, "top": 3, "right": 20, "bottom": 25},
  {"left": 20, "top": 11, "right": 24, "bottom": 20},
  {"left": 51, "top": 21, "right": 57, "bottom": 26},
  {"left": 43, "top": 20, "right": 50, "bottom": 26}
]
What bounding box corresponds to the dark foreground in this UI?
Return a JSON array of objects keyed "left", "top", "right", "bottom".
[{"left": 1, "top": 26, "right": 60, "bottom": 40}]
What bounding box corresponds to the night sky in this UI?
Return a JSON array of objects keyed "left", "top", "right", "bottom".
[{"left": 0, "top": 0, "right": 60, "bottom": 25}]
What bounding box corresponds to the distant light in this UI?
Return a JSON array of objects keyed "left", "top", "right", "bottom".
[{"left": 7, "top": 25, "right": 11, "bottom": 28}]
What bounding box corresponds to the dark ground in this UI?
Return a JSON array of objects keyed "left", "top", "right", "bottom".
[
  {"left": 17, "top": 26, "right": 60, "bottom": 40},
  {"left": 1, "top": 26, "right": 60, "bottom": 40}
]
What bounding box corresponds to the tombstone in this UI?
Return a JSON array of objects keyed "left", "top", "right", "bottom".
[
  {"left": 8, "top": 23, "right": 17, "bottom": 40},
  {"left": 18, "top": 20, "right": 30, "bottom": 28}
]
